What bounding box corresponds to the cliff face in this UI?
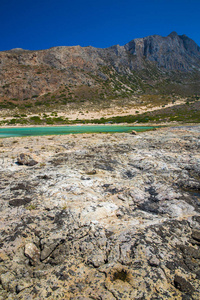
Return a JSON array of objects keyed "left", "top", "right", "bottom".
[
  {"left": 124, "top": 32, "right": 200, "bottom": 71},
  {"left": 0, "top": 32, "right": 200, "bottom": 101}
]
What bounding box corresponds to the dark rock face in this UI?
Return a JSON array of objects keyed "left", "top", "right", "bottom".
[
  {"left": 17, "top": 153, "right": 38, "bottom": 166},
  {"left": 125, "top": 32, "right": 200, "bottom": 71},
  {"left": 9, "top": 197, "right": 32, "bottom": 207},
  {"left": 174, "top": 274, "right": 195, "bottom": 294}
]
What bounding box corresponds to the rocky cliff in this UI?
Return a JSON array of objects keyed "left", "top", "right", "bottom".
[
  {"left": 125, "top": 32, "right": 200, "bottom": 71},
  {"left": 0, "top": 32, "right": 200, "bottom": 103}
]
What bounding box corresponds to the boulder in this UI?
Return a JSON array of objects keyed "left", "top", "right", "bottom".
[
  {"left": 17, "top": 153, "right": 38, "bottom": 166},
  {"left": 24, "top": 243, "right": 40, "bottom": 266},
  {"left": 131, "top": 130, "right": 137, "bottom": 135}
]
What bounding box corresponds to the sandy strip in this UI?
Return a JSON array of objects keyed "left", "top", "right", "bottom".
[
  {"left": 0, "top": 98, "right": 186, "bottom": 124},
  {"left": 61, "top": 99, "right": 186, "bottom": 120}
]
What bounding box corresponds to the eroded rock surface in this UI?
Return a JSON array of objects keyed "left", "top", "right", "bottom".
[
  {"left": 0, "top": 126, "right": 200, "bottom": 299},
  {"left": 17, "top": 153, "right": 38, "bottom": 166}
]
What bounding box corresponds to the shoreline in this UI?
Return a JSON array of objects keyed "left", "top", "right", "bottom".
[{"left": 0, "top": 122, "right": 199, "bottom": 129}]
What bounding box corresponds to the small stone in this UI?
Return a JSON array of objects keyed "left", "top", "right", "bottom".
[
  {"left": 9, "top": 197, "right": 32, "bottom": 207},
  {"left": 131, "top": 130, "right": 137, "bottom": 135},
  {"left": 16, "top": 279, "right": 33, "bottom": 294},
  {"left": 0, "top": 252, "right": 9, "bottom": 262},
  {"left": 86, "top": 250, "right": 106, "bottom": 267},
  {"left": 118, "top": 194, "right": 127, "bottom": 202},
  {"left": 40, "top": 244, "right": 56, "bottom": 261},
  {"left": 120, "top": 243, "right": 133, "bottom": 265},
  {"left": 17, "top": 153, "right": 38, "bottom": 166},
  {"left": 174, "top": 275, "right": 195, "bottom": 294},
  {"left": 149, "top": 256, "right": 160, "bottom": 267},
  {"left": 86, "top": 169, "right": 96, "bottom": 175},
  {"left": 24, "top": 243, "right": 40, "bottom": 266},
  {"left": 0, "top": 272, "right": 16, "bottom": 292},
  {"left": 116, "top": 209, "right": 124, "bottom": 218},
  {"left": 192, "top": 230, "right": 200, "bottom": 242},
  {"left": 81, "top": 176, "right": 91, "bottom": 180}
]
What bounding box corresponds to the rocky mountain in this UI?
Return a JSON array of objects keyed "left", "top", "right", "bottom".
[
  {"left": 0, "top": 32, "right": 200, "bottom": 105},
  {"left": 125, "top": 31, "right": 200, "bottom": 71}
]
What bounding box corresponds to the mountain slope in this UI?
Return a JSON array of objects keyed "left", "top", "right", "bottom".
[{"left": 0, "top": 32, "right": 200, "bottom": 106}]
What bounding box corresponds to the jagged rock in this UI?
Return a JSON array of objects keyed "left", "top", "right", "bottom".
[
  {"left": 125, "top": 32, "right": 200, "bottom": 71},
  {"left": 9, "top": 197, "right": 32, "bottom": 207},
  {"left": 149, "top": 255, "right": 160, "bottom": 267},
  {"left": 85, "top": 169, "right": 97, "bottom": 175},
  {"left": 16, "top": 279, "right": 33, "bottom": 294},
  {"left": 86, "top": 250, "right": 107, "bottom": 267},
  {"left": 174, "top": 274, "right": 195, "bottom": 294},
  {"left": 131, "top": 130, "right": 137, "bottom": 135},
  {"left": 17, "top": 153, "right": 38, "bottom": 166},
  {"left": 24, "top": 243, "right": 40, "bottom": 266},
  {"left": 192, "top": 229, "right": 200, "bottom": 242},
  {"left": 0, "top": 272, "right": 16, "bottom": 292},
  {"left": 40, "top": 242, "right": 61, "bottom": 261}
]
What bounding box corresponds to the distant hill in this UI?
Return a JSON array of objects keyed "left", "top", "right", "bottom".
[{"left": 0, "top": 32, "right": 200, "bottom": 107}]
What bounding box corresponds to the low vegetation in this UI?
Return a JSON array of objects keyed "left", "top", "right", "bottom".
[{"left": 0, "top": 99, "right": 199, "bottom": 126}]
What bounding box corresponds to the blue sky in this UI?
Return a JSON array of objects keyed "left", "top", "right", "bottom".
[{"left": 0, "top": 0, "right": 199, "bottom": 51}]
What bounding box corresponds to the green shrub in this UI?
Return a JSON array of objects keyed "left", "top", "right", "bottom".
[
  {"left": 35, "top": 101, "right": 43, "bottom": 106},
  {"left": 30, "top": 116, "right": 42, "bottom": 124},
  {"left": 9, "top": 119, "right": 17, "bottom": 124},
  {"left": 46, "top": 118, "right": 54, "bottom": 124},
  {"left": 24, "top": 104, "right": 32, "bottom": 108}
]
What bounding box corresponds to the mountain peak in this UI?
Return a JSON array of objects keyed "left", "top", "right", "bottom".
[
  {"left": 9, "top": 48, "right": 28, "bottom": 52},
  {"left": 168, "top": 31, "right": 178, "bottom": 38},
  {"left": 124, "top": 31, "right": 200, "bottom": 71}
]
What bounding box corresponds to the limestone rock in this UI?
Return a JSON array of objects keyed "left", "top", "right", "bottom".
[
  {"left": 192, "top": 229, "right": 200, "bottom": 242},
  {"left": 174, "top": 275, "right": 195, "bottom": 294},
  {"left": 149, "top": 255, "right": 160, "bottom": 267},
  {"left": 125, "top": 32, "right": 200, "bottom": 71},
  {"left": 0, "top": 272, "right": 16, "bottom": 292},
  {"left": 17, "top": 153, "right": 38, "bottom": 166},
  {"left": 16, "top": 279, "right": 33, "bottom": 294},
  {"left": 131, "top": 130, "right": 137, "bottom": 135},
  {"left": 0, "top": 126, "right": 200, "bottom": 299},
  {"left": 85, "top": 169, "right": 97, "bottom": 175},
  {"left": 24, "top": 243, "right": 40, "bottom": 266}
]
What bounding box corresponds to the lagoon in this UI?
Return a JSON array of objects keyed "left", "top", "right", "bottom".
[{"left": 0, "top": 125, "right": 156, "bottom": 138}]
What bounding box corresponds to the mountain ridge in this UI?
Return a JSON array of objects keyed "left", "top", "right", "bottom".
[{"left": 0, "top": 32, "right": 200, "bottom": 104}]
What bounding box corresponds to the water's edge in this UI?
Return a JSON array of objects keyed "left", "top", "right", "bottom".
[{"left": 0, "top": 125, "right": 156, "bottom": 138}]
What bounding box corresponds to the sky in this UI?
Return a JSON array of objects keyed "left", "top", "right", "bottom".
[{"left": 0, "top": 0, "right": 199, "bottom": 51}]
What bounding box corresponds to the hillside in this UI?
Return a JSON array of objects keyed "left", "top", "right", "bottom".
[{"left": 0, "top": 32, "right": 200, "bottom": 123}]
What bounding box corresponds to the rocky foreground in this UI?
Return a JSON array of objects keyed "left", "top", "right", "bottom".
[{"left": 0, "top": 126, "right": 200, "bottom": 299}]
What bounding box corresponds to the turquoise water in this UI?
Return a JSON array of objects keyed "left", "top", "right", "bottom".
[{"left": 0, "top": 125, "right": 156, "bottom": 138}]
